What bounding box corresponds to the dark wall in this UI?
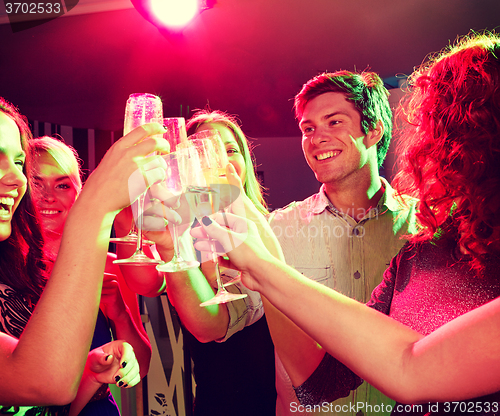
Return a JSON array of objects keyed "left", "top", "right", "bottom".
[{"left": 252, "top": 136, "right": 319, "bottom": 210}]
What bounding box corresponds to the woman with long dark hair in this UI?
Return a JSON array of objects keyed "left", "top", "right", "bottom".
[
  {"left": 15, "top": 136, "right": 151, "bottom": 415},
  {"left": 0, "top": 97, "right": 167, "bottom": 412}
]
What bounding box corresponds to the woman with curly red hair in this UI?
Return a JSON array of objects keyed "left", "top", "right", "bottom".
[
  {"left": 394, "top": 32, "right": 500, "bottom": 271},
  {"left": 192, "top": 31, "right": 500, "bottom": 415}
]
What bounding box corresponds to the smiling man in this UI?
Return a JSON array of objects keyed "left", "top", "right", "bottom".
[{"left": 266, "top": 71, "right": 418, "bottom": 415}]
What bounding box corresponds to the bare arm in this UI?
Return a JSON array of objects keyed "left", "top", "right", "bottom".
[
  {"left": 1, "top": 188, "right": 116, "bottom": 405},
  {"left": 115, "top": 205, "right": 230, "bottom": 342},
  {"left": 226, "top": 165, "right": 325, "bottom": 386},
  {"left": 102, "top": 256, "right": 152, "bottom": 378},
  {"left": 0, "top": 123, "right": 168, "bottom": 405},
  {"left": 194, "top": 212, "right": 500, "bottom": 404}
]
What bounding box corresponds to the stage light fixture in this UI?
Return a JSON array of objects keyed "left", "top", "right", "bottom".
[
  {"left": 131, "top": 0, "right": 217, "bottom": 32},
  {"left": 151, "top": 0, "right": 198, "bottom": 28}
]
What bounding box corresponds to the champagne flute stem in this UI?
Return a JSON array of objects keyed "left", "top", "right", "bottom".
[
  {"left": 135, "top": 193, "right": 145, "bottom": 254},
  {"left": 171, "top": 222, "right": 181, "bottom": 261},
  {"left": 210, "top": 240, "right": 227, "bottom": 294}
]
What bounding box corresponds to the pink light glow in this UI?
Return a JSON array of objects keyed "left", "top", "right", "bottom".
[{"left": 150, "top": 0, "right": 199, "bottom": 29}]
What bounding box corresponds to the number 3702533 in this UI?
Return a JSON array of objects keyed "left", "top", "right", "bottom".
[{"left": 5, "top": 2, "right": 62, "bottom": 14}]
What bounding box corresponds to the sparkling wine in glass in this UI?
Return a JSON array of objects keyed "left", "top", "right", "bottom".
[
  {"left": 184, "top": 135, "right": 247, "bottom": 306},
  {"left": 163, "top": 117, "right": 187, "bottom": 152},
  {"left": 156, "top": 150, "right": 200, "bottom": 272},
  {"left": 113, "top": 93, "right": 163, "bottom": 265}
]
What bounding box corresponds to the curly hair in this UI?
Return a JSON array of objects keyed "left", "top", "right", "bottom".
[
  {"left": 294, "top": 70, "right": 393, "bottom": 167},
  {"left": 0, "top": 97, "right": 47, "bottom": 303},
  {"left": 393, "top": 31, "right": 500, "bottom": 270},
  {"left": 186, "top": 109, "right": 268, "bottom": 215}
]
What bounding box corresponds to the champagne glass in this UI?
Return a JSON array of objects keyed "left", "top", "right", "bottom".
[
  {"left": 184, "top": 134, "right": 247, "bottom": 306},
  {"left": 156, "top": 150, "right": 200, "bottom": 272},
  {"left": 113, "top": 93, "right": 163, "bottom": 265},
  {"left": 187, "top": 130, "right": 242, "bottom": 287},
  {"left": 163, "top": 117, "right": 187, "bottom": 152}
]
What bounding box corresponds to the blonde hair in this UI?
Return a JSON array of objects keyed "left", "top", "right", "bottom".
[
  {"left": 30, "top": 136, "right": 83, "bottom": 194},
  {"left": 186, "top": 109, "right": 268, "bottom": 215}
]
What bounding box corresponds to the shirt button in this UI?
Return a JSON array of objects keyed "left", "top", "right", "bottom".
[
  {"left": 352, "top": 227, "right": 361, "bottom": 236},
  {"left": 354, "top": 271, "right": 361, "bottom": 279}
]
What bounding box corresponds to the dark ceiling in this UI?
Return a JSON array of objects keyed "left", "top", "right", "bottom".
[{"left": 1, "top": 0, "right": 500, "bottom": 137}]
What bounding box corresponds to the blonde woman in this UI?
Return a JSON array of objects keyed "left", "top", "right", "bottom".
[{"left": 28, "top": 136, "right": 152, "bottom": 415}]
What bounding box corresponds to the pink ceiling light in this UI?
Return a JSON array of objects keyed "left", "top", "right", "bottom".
[{"left": 132, "top": 0, "right": 217, "bottom": 32}]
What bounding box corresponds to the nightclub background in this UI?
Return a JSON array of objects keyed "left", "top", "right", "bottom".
[{"left": 1, "top": 1, "right": 499, "bottom": 415}]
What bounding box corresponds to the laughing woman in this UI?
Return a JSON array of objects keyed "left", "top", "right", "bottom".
[
  {"left": 0, "top": 97, "right": 167, "bottom": 413},
  {"left": 24, "top": 136, "right": 151, "bottom": 415}
]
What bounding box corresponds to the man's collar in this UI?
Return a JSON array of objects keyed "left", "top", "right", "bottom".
[
  {"left": 379, "top": 177, "right": 403, "bottom": 212},
  {"left": 316, "top": 177, "right": 401, "bottom": 217},
  {"left": 310, "top": 185, "right": 331, "bottom": 214}
]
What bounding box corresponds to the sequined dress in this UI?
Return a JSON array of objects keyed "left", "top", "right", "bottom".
[
  {"left": 295, "top": 240, "right": 500, "bottom": 415},
  {"left": 0, "top": 283, "right": 120, "bottom": 416}
]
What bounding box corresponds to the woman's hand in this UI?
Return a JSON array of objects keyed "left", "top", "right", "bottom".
[
  {"left": 141, "top": 183, "right": 196, "bottom": 259},
  {"left": 68, "top": 341, "right": 141, "bottom": 416},
  {"left": 226, "top": 164, "right": 284, "bottom": 260},
  {"left": 81, "top": 123, "right": 169, "bottom": 215},
  {"left": 191, "top": 212, "right": 272, "bottom": 292},
  {"left": 85, "top": 341, "right": 140, "bottom": 388},
  {"left": 114, "top": 180, "right": 194, "bottom": 251}
]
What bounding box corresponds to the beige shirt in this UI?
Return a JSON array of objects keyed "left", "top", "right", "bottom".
[
  {"left": 216, "top": 268, "right": 265, "bottom": 342},
  {"left": 268, "top": 179, "right": 418, "bottom": 416}
]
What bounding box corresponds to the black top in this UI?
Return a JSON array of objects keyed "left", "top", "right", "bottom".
[{"left": 183, "top": 314, "right": 277, "bottom": 416}]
